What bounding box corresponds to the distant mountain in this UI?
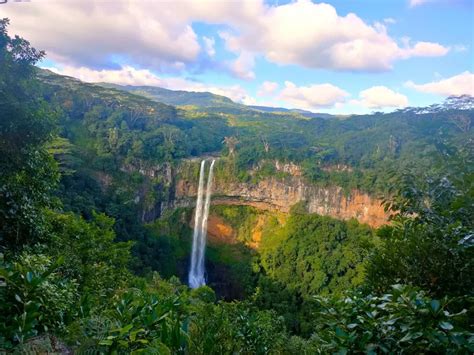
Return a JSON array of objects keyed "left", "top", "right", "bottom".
[
  {"left": 98, "top": 83, "right": 241, "bottom": 109},
  {"left": 57, "top": 74, "right": 473, "bottom": 122},
  {"left": 98, "top": 83, "right": 335, "bottom": 119},
  {"left": 249, "top": 105, "right": 335, "bottom": 119}
]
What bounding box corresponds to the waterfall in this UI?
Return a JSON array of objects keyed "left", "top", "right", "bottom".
[
  {"left": 189, "top": 159, "right": 215, "bottom": 288},
  {"left": 189, "top": 160, "right": 206, "bottom": 288}
]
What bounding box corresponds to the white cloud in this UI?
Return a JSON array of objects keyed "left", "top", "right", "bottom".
[
  {"left": 227, "top": 52, "right": 256, "bottom": 80},
  {"left": 383, "top": 18, "right": 397, "bottom": 24},
  {"left": 3, "top": 0, "right": 201, "bottom": 71},
  {"left": 47, "top": 65, "right": 163, "bottom": 86},
  {"left": 3, "top": 0, "right": 450, "bottom": 75},
  {"left": 218, "top": 0, "right": 449, "bottom": 72},
  {"left": 203, "top": 36, "right": 216, "bottom": 57},
  {"left": 352, "top": 86, "right": 409, "bottom": 109},
  {"left": 257, "top": 81, "right": 279, "bottom": 96},
  {"left": 405, "top": 71, "right": 474, "bottom": 96},
  {"left": 409, "top": 0, "right": 430, "bottom": 7},
  {"left": 404, "top": 41, "right": 449, "bottom": 57},
  {"left": 46, "top": 65, "right": 254, "bottom": 104},
  {"left": 278, "top": 81, "right": 350, "bottom": 109}
]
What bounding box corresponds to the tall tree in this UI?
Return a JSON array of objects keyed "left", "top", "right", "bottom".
[{"left": 0, "top": 18, "right": 58, "bottom": 251}]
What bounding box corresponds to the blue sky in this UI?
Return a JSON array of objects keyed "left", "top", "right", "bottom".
[{"left": 3, "top": 0, "right": 473, "bottom": 113}]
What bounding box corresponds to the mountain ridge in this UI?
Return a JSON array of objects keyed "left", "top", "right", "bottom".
[
  {"left": 96, "top": 81, "right": 336, "bottom": 119},
  {"left": 96, "top": 80, "right": 474, "bottom": 119}
]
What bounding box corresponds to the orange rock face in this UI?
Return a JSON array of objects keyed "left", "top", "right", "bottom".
[
  {"left": 176, "top": 175, "right": 390, "bottom": 228},
  {"left": 206, "top": 214, "right": 236, "bottom": 245},
  {"left": 202, "top": 212, "right": 279, "bottom": 249}
]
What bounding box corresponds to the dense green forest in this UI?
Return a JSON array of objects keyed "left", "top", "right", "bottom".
[{"left": 1, "top": 19, "right": 473, "bottom": 353}]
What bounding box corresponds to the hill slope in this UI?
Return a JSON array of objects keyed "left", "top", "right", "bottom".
[
  {"left": 99, "top": 82, "right": 242, "bottom": 108},
  {"left": 99, "top": 82, "right": 336, "bottom": 119}
]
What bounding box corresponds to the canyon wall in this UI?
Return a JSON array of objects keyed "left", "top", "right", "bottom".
[
  {"left": 173, "top": 175, "right": 389, "bottom": 228},
  {"left": 122, "top": 159, "right": 390, "bottom": 228}
]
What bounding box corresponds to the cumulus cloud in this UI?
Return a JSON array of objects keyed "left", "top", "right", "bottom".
[
  {"left": 227, "top": 52, "right": 256, "bottom": 80},
  {"left": 352, "top": 86, "right": 409, "bottom": 108},
  {"left": 278, "top": 81, "right": 350, "bottom": 109},
  {"left": 46, "top": 65, "right": 254, "bottom": 104},
  {"left": 403, "top": 41, "right": 449, "bottom": 57},
  {"left": 47, "top": 65, "right": 163, "bottom": 86},
  {"left": 3, "top": 0, "right": 450, "bottom": 75},
  {"left": 3, "top": 0, "right": 201, "bottom": 71},
  {"left": 218, "top": 0, "right": 449, "bottom": 72},
  {"left": 203, "top": 36, "right": 216, "bottom": 57},
  {"left": 257, "top": 81, "right": 279, "bottom": 96},
  {"left": 405, "top": 71, "right": 474, "bottom": 96}
]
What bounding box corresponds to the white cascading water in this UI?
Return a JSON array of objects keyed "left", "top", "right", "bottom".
[{"left": 189, "top": 159, "right": 215, "bottom": 288}]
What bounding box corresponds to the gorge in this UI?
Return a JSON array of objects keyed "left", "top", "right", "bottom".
[{"left": 133, "top": 159, "right": 391, "bottom": 230}]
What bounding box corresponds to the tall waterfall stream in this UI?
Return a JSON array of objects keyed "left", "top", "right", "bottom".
[{"left": 188, "top": 159, "right": 215, "bottom": 288}]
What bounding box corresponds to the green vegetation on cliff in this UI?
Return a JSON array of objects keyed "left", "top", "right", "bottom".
[{"left": 258, "top": 205, "right": 375, "bottom": 296}]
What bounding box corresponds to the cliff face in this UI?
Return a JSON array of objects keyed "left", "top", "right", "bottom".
[
  {"left": 174, "top": 175, "right": 389, "bottom": 228},
  {"left": 121, "top": 158, "right": 390, "bottom": 228}
]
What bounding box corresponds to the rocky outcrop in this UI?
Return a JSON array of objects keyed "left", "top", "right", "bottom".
[
  {"left": 121, "top": 160, "right": 173, "bottom": 183},
  {"left": 122, "top": 158, "right": 390, "bottom": 228},
  {"left": 174, "top": 175, "right": 389, "bottom": 228},
  {"left": 119, "top": 160, "right": 176, "bottom": 223},
  {"left": 273, "top": 160, "right": 302, "bottom": 176}
]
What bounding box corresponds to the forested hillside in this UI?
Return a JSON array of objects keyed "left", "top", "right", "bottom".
[
  {"left": 100, "top": 83, "right": 241, "bottom": 109},
  {"left": 1, "top": 19, "right": 473, "bottom": 353},
  {"left": 41, "top": 66, "right": 473, "bottom": 197}
]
